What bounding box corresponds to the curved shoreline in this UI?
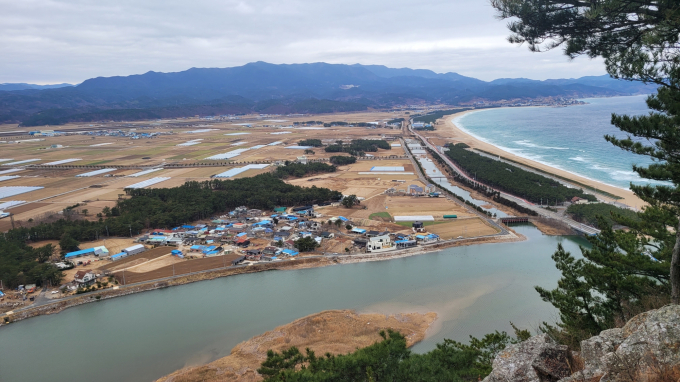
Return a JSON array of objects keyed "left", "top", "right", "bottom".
[
  {"left": 0, "top": 232, "right": 524, "bottom": 327},
  {"left": 440, "top": 109, "right": 644, "bottom": 208}
]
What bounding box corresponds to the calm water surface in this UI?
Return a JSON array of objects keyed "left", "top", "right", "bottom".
[{"left": 0, "top": 225, "right": 588, "bottom": 382}]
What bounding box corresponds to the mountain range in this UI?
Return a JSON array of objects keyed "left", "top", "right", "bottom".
[
  {"left": 0, "top": 62, "right": 657, "bottom": 126},
  {"left": 0, "top": 83, "right": 73, "bottom": 91}
]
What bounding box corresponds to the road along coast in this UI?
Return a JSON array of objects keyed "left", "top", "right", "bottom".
[{"left": 440, "top": 109, "right": 644, "bottom": 209}]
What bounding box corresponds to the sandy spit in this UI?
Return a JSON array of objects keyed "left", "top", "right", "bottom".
[{"left": 155, "top": 309, "right": 437, "bottom": 382}]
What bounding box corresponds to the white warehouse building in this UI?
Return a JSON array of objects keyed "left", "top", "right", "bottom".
[{"left": 122, "top": 244, "right": 146, "bottom": 256}]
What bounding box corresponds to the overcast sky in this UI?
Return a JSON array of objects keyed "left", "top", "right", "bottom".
[{"left": 0, "top": 0, "right": 608, "bottom": 84}]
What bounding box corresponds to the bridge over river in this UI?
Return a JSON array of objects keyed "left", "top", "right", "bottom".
[{"left": 408, "top": 122, "right": 601, "bottom": 237}]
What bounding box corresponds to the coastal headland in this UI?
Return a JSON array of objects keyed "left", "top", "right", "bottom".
[{"left": 155, "top": 310, "right": 437, "bottom": 382}]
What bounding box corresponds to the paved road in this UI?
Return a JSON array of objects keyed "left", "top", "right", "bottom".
[
  {"left": 400, "top": 137, "right": 509, "bottom": 236},
  {"left": 408, "top": 122, "right": 600, "bottom": 236}
]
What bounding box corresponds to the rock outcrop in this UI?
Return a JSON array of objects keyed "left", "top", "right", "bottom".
[
  {"left": 483, "top": 334, "right": 572, "bottom": 382},
  {"left": 485, "top": 305, "right": 680, "bottom": 382}
]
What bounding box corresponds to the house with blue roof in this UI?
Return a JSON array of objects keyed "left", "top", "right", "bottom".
[
  {"left": 274, "top": 231, "right": 291, "bottom": 242},
  {"left": 64, "top": 246, "right": 109, "bottom": 259},
  {"left": 395, "top": 239, "right": 417, "bottom": 248},
  {"left": 415, "top": 233, "right": 440, "bottom": 243},
  {"left": 111, "top": 252, "right": 127, "bottom": 261}
]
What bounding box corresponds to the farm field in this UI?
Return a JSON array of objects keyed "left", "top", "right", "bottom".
[
  {"left": 0, "top": 110, "right": 493, "bottom": 250},
  {"left": 0, "top": 109, "right": 520, "bottom": 306},
  {"left": 0, "top": 117, "right": 401, "bottom": 225},
  {"left": 423, "top": 218, "right": 499, "bottom": 239},
  {"left": 319, "top": 193, "right": 474, "bottom": 220},
  {"left": 113, "top": 253, "right": 244, "bottom": 284},
  {"left": 99, "top": 246, "right": 174, "bottom": 271}
]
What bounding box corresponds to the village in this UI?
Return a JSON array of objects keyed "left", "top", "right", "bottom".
[
  {"left": 2, "top": 190, "right": 505, "bottom": 308},
  {"left": 0, "top": 108, "right": 517, "bottom": 314}
]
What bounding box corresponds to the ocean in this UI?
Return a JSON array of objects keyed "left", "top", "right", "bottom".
[{"left": 454, "top": 95, "right": 658, "bottom": 190}]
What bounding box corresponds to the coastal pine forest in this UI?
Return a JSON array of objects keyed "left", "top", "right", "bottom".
[
  {"left": 444, "top": 143, "right": 597, "bottom": 204},
  {"left": 258, "top": 328, "right": 530, "bottom": 382}
]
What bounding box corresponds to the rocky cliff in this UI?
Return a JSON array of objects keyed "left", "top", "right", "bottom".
[{"left": 483, "top": 305, "right": 680, "bottom": 382}]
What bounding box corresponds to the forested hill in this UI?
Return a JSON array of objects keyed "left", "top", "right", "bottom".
[{"left": 0, "top": 62, "right": 657, "bottom": 126}]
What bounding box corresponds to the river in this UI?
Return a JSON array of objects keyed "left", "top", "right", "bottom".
[{"left": 0, "top": 225, "right": 588, "bottom": 382}]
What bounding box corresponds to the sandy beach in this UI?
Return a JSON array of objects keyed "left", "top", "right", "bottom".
[{"left": 438, "top": 109, "right": 645, "bottom": 208}]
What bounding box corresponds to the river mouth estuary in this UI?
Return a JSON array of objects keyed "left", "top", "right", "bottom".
[{"left": 0, "top": 224, "right": 588, "bottom": 382}]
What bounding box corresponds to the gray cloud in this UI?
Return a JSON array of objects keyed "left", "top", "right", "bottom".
[{"left": 0, "top": 0, "right": 606, "bottom": 84}]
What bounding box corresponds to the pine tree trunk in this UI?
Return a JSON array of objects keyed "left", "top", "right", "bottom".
[{"left": 673, "top": 217, "right": 680, "bottom": 304}]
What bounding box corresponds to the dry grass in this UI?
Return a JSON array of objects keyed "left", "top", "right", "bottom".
[
  {"left": 0, "top": 111, "right": 408, "bottom": 224},
  {"left": 425, "top": 218, "right": 499, "bottom": 239},
  {"left": 98, "top": 246, "right": 171, "bottom": 270},
  {"left": 155, "top": 310, "right": 437, "bottom": 382}
]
